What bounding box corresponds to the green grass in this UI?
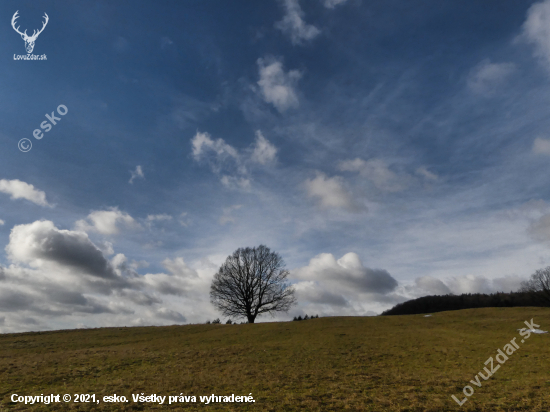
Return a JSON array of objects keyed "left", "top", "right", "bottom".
[{"left": 1, "top": 307, "right": 550, "bottom": 411}]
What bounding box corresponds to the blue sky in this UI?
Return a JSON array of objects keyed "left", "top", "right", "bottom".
[{"left": 2, "top": 0, "right": 550, "bottom": 331}]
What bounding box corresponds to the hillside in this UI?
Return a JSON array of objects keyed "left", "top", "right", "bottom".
[{"left": 2, "top": 307, "right": 550, "bottom": 411}]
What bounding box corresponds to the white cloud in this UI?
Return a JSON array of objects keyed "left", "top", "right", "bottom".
[
  {"left": 415, "top": 166, "right": 438, "bottom": 181},
  {"left": 1, "top": 221, "right": 215, "bottom": 329},
  {"left": 250, "top": 131, "right": 277, "bottom": 164},
  {"left": 191, "top": 130, "right": 277, "bottom": 190},
  {"left": 528, "top": 212, "right": 550, "bottom": 242},
  {"left": 294, "top": 252, "right": 399, "bottom": 294},
  {"left": 257, "top": 57, "right": 302, "bottom": 113},
  {"left": 491, "top": 276, "right": 526, "bottom": 293},
  {"left": 444, "top": 274, "right": 524, "bottom": 295},
  {"left": 378, "top": 200, "right": 550, "bottom": 289},
  {"left": 143, "top": 240, "right": 163, "bottom": 249},
  {"left": 288, "top": 200, "right": 549, "bottom": 316},
  {"left": 75, "top": 207, "right": 139, "bottom": 235},
  {"left": 162, "top": 257, "right": 196, "bottom": 278},
  {"left": 154, "top": 307, "right": 186, "bottom": 322},
  {"left": 467, "top": 59, "right": 516, "bottom": 96},
  {"left": 0, "top": 220, "right": 4, "bottom": 226},
  {"left": 191, "top": 131, "right": 240, "bottom": 162},
  {"left": 146, "top": 214, "right": 172, "bottom": 222},
  {"left": 5, "top": 220, "right": 122, "bottom": 285},
  {"left": 323, "top": 0, "right": 348, "bottom": 8},
  {"left": 178, "top": 212, "right": 190, "bottom": 227},
  {"left": 446, "top": 275, "right": 492, "bottom": 294},
  {"left": 145, "top": 214, "right": 173, "bottom": 230},
  {"left": 219, "top": 205, "right": 243, "bottom": 225},
  {"left": 339, "top": 158, "right": 411, "bottom": 192},
  {"left": 521, "top": 0, "right": 550, "bottom": 70},
  {"left": 290, "top": 252, "right": 399, "bottom": 316},
  {"left": 160, "top": 37, "right": 174, "bottom": 50},
  {"left": 414, "top": 276, "right": 452, "bottom": 295},
  {"left": 139, "top": 257, "right": 200, "bottom": 297},
  {"left": 0, "top": 218, "right": 226, "bottom": 332},
  {"left": 275, "top": 0, "right": 321, "bottom": 45},
  {"left": 399, "top": 274, "right": 526, "bottom": 301},
  {"left": 0, "top": 179, "right": 51, "bottom": 207},
  {"left": 97, "top": 240, "right": 114, "bottom": 256},
  {"left": 129, "top": 165, "right": 144, "bottom": 184},
  {"left": 220, "top": 175, "right": 251, "bottom": 190},
  {"left": 191, "top": 131, "right": 245, "bottom": 188},
  {"left": 533, "top": 137, "right": 550, "bottom": 155},
  {"left": 304, "top": 172, "right": 360, "bottom": 211},
  {"left": 293, "top": 281, "right": 349, "bottom": 306}
]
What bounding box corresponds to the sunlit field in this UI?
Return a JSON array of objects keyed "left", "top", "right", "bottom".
[{"left": 1, "top": 307, "right": 550, "bottom": 411}]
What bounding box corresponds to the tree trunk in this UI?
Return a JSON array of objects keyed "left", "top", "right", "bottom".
[{"left": 247, "top": 314, "right": 256, "bottom": 323}]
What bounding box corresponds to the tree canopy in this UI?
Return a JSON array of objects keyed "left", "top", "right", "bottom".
[
  {"left": 210, "top": 245, "right": 296, "bottom": 323},
  {"left": 520, "top": 266, "right": 550, "bottom": 305}
]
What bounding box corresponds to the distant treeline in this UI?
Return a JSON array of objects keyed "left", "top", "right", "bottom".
[{"left": 380, "top": 291, "right": 549, "bottom": 316}]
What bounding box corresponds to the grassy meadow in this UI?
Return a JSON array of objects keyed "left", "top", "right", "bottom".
[{"left": 1, "top": 307, "right": 550, "bottom": 411}]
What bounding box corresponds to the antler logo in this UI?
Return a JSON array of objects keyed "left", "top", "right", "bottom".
[{"left": 11, "top": 11, "right": 49, "bottom": 54}]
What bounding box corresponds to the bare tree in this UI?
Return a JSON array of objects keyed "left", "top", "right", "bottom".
[
  {"left": 520, "top": 266, "right": 550, "bottom": 305},
  {"left": 210, "top": 245, "right": 296, "bottom": 323}
]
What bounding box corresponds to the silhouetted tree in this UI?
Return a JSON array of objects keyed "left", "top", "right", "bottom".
[
  {"left": 210, "top": 245, "right": 296, "bottom": 323},
  {"left": 520, "top": 266, "right": 550, "bottom": 305}
]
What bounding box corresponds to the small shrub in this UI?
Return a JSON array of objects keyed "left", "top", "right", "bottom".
[
  {"left": 297, "top": 315, "right": 302, "bottom": 321},
  {"left": 304, "top": 314, "right": 309, "bottom": 320},
  {"left": 226, "top": 319, "right": 232, "bottom": 324},
  {"left": 212, "top": 318, "right": 221, "bottom": 324},
  {"left": 206, "top": 320, "right": 211, "bottom": 324},
  {"left": 293, "top": 316, "right": 297, "bottom": 321}
]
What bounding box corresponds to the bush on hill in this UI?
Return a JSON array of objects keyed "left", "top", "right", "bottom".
[{"left": 293, "top": 314, "right": 319, "bottom": 321}]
